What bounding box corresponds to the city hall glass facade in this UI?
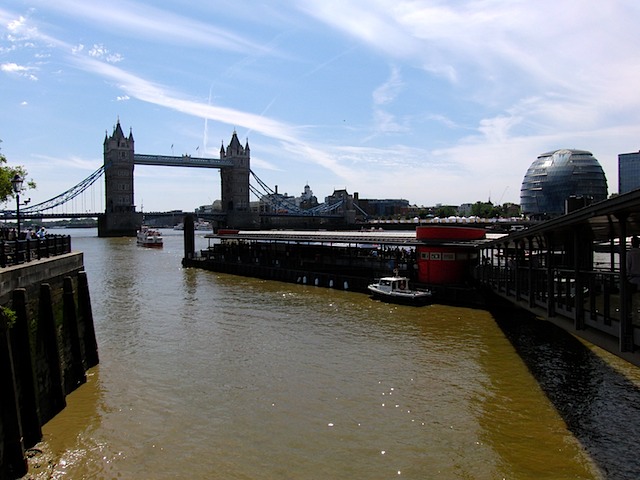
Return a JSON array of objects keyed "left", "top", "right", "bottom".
[
  {"left": 520, "top": 149, "right": 608, "bottom": 219},
  {"left": 619, "top": 151, "right": 640, "bottom": 194}
]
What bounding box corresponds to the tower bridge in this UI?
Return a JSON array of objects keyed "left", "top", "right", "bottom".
[
  {"left": 3, "top": 120, "right": 352, "bottom": 235},
  {"left": 100, "top": 120, "right": 253, "bottom": 236}
]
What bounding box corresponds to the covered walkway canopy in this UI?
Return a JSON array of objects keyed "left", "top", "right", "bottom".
[
  {"left": 477, "top": 189, "right": 640, "bottom": 358},
  {"left": 489, "top": 188, "right": 640, "bottom": 249}
]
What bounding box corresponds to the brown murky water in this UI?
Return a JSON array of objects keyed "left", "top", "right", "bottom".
[{"left": 23, "top": 229, "right": 640, "bottom": 479}]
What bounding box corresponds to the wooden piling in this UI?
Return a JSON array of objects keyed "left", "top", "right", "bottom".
[
  {"left": 184, "top": 214, "right": 195, "bottom": 260},
  {"left": 62, "top": 276, "right": 87, "bottom": 394},
  {"left": 77, "top": 271, "right": 99, "bottom": 368},
  {"left": 0, "top": 306, "right": 28, "bottom": 478},
  {"left": 35, "top": 283, "right": 66, "bottom": 424},
  {"left": 10, "top": 288, "right": 43, "bottom": 448}
]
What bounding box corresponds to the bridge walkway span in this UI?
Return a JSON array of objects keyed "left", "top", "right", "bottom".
[{"left": 133, "top": 154, "right": 234, "bottom": 168}]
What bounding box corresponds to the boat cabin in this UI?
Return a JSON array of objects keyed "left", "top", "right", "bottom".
[{"left": 378, "top": 276, "right": 409, "bottom": 293}]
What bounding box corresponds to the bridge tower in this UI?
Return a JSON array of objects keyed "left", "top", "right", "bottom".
[
  {"left": 220, "top": 131, "right": 257, "bottom": 229},
  {"left": 98, "top": 120, "right": 142, "bottom": 237}
]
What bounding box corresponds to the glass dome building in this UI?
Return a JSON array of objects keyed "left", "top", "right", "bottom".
[{"left": 520, "top": 149, "right": 608, "bottom": 219}]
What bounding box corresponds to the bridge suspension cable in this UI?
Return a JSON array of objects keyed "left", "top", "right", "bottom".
[
  {"left": 249, "top": 170, "right": 346, "bottom": 216},
  {"left": 2, "top": 163, "right": 348, "bottom": 218},
  {"left": 249, "top": 170, "right": 307, "bottom": 214},
  {"left": 21, "top": 165, "right": 105, "bottom": 214}
]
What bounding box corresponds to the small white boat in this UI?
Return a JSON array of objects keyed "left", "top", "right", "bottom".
[
  {"left": 137, "top": 227, "right": 163, "bottom": 247},
  {"left": 367, "top": 275, "right": 432, "bottom": 305}
]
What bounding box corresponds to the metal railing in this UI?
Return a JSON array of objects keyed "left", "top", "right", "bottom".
[
  {"left": 475, "top": 263, "right": 635, "bottom": 331},
  {"left": 0, "top": 235, "right": 72, "bottom": 267}
]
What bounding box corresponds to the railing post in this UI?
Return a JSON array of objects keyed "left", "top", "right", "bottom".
[
  {"left": 496, "top": 244, "right": 503, "bottom": 291},
  {"left": 545, "top": 232, "right": 555, "bottom": 318},
  {"left": 528, "top": 237, "right": 535, "bottom": 308},
  {"left": 514, "top": 240, "right": 521, "bottom": 300},
  {"left": 15, "top": 240, "right": 23, "bottom": 265},
  {"left": 617, "top": 212, "right": 634, "bottom": 351},
  {"left": 573, "top": 225, "right": 587, "bottom": 330},
  {"left": 603, "top": 274, "right": 612, "bottom": 326}
]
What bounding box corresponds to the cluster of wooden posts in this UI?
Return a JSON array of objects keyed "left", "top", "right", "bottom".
[{"left": 0, "top": 271, "right": 98, "bottom": 479}]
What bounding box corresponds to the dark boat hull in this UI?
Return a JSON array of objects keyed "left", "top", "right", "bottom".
[{"left": 368, "top": 287, "right": 432, "bottom": 306}]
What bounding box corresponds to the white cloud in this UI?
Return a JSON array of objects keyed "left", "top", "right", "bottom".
[
  {"left": 69, "top": 54, "right": 358, "bottom": 180},
  {"left": 88, "top": 43, "right": 123, "bottom": 63},
  {"left": 372, "top": 66, "right": 403, "bottom": 106},
  {"left": 30, "top": 0, "right": 280, "bottom": 55},
  {"left": 478, "top": 115, "right": 522, "bottom": 144},
  {"left": 368, "top": 66, "right": 407, "bottom": 136},
  {"left": 6, "top": 14, "right": 26, "bottom": 32},
  {"left": 1, "top": 62, "right": 37, "bottom": 80},
  {"left": 1, "top": 62, "right": 25, "bottom": 72},
  {"left": 3, "top": 11, "right": 41, "bottom": 46},
  {"left": 297, "top": 1, "right": 420, "bottom": 58},
  {"left": 29, "top": 153, "right": 100, "bottom": 171},
  {"left": 371, "top": 109, "right": 406, "bottom": 136}
]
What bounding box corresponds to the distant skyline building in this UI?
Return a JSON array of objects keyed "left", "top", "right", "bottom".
[
  {"left": 354, "top": 198, "right": 410, "bottom": 217},
  {"left": 520, "top": 149, "right": 608, "bottom": 219},
  {"left": 297, "top": 183, "right": 318, "bottom": 209},
  {"left": 618, "top": 150, "right": 640, "bottom": 194}
]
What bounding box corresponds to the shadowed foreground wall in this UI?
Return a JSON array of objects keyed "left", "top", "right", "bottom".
[{"left": 0, "top": 254, "right": 98, "bottom": 480}]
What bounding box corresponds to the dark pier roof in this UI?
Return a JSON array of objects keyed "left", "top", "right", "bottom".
[
  {"left": 484, "top": 188, "right": 640, "bottom": 247},
  {"left": 207, "top": 229, "right": 496, "bottom": 248},
  {"left": 208, "top": 230, "right": 420, "bottom": 246}
]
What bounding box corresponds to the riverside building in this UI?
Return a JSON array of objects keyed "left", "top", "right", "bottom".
[
  {"left": 619, "top": 150, "right": 640, "bottom": 194},
  {"left": 520, "top": 149, "right": 608, "bottom": 219}
]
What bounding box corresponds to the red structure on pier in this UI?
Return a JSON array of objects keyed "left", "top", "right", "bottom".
[{"left": 415, "top": 226, "right": 486, "bottom": 285}]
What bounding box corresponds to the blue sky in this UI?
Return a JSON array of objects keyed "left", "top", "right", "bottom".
[{"left": 2, "top": 1, "right": 640, "bottom": 213}]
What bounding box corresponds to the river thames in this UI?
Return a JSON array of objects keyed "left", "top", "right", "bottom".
[{"left": 25, "top": 228, "right": 640, "bottom": 479}]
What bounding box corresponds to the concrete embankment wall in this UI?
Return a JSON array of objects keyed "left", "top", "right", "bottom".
[{"left": 0, "top": 253, "right": 98, "bottom": 480}]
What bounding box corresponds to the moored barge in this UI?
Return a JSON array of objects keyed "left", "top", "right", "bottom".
[{"left": 182, "top": 225, "right": 491, "bottom": 305}]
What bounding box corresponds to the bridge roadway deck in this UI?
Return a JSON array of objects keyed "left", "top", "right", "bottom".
[{"left": 134, "top": 154, "right": 233, "bottom": 168}]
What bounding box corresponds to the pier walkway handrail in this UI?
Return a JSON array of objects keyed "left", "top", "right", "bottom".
[
  {"left": 0, "top": 235, "right": 72, "bottom": 267},
  {"left": 474, "top": 188, "right": 640, "bottom": 358}
]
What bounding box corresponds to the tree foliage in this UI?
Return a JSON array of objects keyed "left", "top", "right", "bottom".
[
  {"left": 469, "top": 201, "right": 520, "bottom": 218},
  {"left": 470, "top": 201, "right": 501, "bottom": 218},
  {"left": 434, "top": 205, "right": 457, "bottom": 218},
  {"left": 0, "top": 150, "right": 36, "bottom": 205}
]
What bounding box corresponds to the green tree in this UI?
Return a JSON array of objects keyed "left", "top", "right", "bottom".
[
  {"left": 434, "top": 205, "right": 457, "bottom": 218},
  {"left": 470, "top": 201, "right": 495, "bottom": 218},
  {"left": 0, "top": 149, "right": 36, "bottom": 204}
]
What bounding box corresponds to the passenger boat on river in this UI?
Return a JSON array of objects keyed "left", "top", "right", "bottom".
[{"left": 137, "top": 227, "right": 163, "bottom": 247}]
